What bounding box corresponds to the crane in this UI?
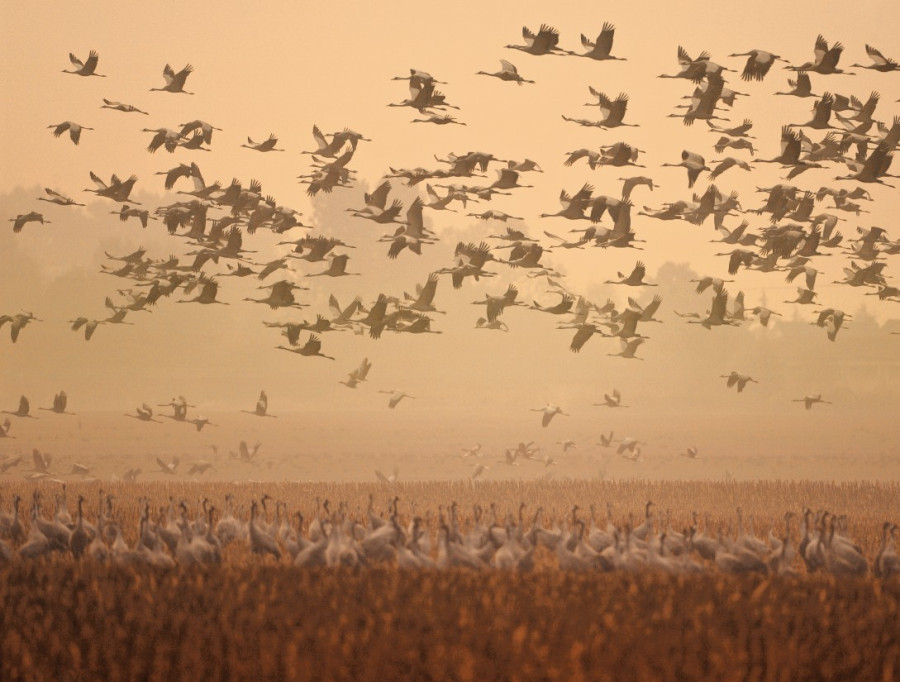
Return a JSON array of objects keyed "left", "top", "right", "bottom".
[
  {"left": 150, "top": 64, "right": 194, "bottom": 93},
  {"left": 477, "top": 60, "right": 534, "bottom": 85},
  {"left": 48, "top": 121, "right": 92, "bottom": 145},
  {"left": 63, "top": 50, "right": 105, "bottom": 77},
  {"left": 530, "top": 403, "right": 568, "bottom": 427}
]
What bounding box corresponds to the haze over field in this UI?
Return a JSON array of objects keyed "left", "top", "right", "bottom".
[{"left": 1, "top": 1, "right": 898, "bottom": 482}]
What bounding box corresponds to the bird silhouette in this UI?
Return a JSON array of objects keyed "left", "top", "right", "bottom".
[
  {"left": 530, "top": 403, "right": 568, "bottom": 427},
  {"left": 477, "top": 60, "right": 534, "bottom": 85},
  {"left": 10, "top": 213, "right": 50, "bottom": 234},
  {"left": 375, "top": 390, "right": 411, "bottom": 409},
  {"left": 150, "top": 64, "right": 194, "bottom": 93},
  {"left": 242, "top": 390, "right": 275, "bottom": 417},
  {"left": 721, "top": 372, "right": 758, "bottom": 393},
  {"left": 793, "top": 394, "right": 831, "bottom": 410},
  {"left": 569, "top": 23, "right": 624, "bottom": 61},
  {"left": 63, "top": 51, "right": 105, "bottom": 77},
  {"left": 39, "top": 392, "right": 74, "bottom": 415},
  {"left": 48, "top": 121, "right": 93, "bottom": 145}
]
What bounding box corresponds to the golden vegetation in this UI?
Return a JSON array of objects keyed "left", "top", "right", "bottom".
[{"left": 1, "top": 479, "right": 899, "bottom": 681}]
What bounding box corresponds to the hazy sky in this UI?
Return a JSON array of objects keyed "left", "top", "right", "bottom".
[{"left": 1, "top": 1, "right": 898, "bottom": 478}]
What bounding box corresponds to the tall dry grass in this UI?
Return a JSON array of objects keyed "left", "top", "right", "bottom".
[{"left": 1, "top": 479, "right": 899, "bottom": 681}]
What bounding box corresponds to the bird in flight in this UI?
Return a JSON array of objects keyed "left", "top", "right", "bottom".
[
  {"left": 793, "top": 394, "right": 831, "bottom": 410},
  {"left": 379, "top": 390, "right": 415, "bottom": 409},
  {"left": 150, "top": 63, "right": 194, "bottom": 93},
  {"left": 530, "top": 403, "right": 568, "bottom": 427},
  {"left": 63, "top": 50, "right": 105, "bottom": 77}
]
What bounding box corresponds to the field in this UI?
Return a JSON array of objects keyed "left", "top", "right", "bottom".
[{"left": 1, "top": 478, "right": 899, "bottom": 681}]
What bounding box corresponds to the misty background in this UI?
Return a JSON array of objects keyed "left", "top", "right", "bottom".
[{"left": 1, "top": 1, "right": 898, "bottom": 481}]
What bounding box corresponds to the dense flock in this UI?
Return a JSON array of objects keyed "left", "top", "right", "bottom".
[
  {"left": 1, "top": 485, "right": 897, "bottom": 577},
  {"left": 3, "top": 26, "right": 899, "bottom": 420}
]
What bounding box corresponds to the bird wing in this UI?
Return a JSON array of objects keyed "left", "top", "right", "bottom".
[
  {"left": 711, "top": 290, "right": 729, "bottom": 320},
  {"left": 866, "top": 44, "right": 895, "bottom": 68},
  {"left": 535, "top": 24, "right": 560, "bottom": 51},
  {"left": 821, "top": 42, "right": 844, "bottom": 70},
  {"left": 812, "top": 35, "right": 829, "bottom": 66},
  {"left": 417, "top": 272, "right": 439, "bottom": 304},
  {"left": 564, "top": 149, "right": 592, "bottom": 167},
  {"left": 405, "top": 197, "right": 425, "bottom": 234},
  {"left": 358, "top": 358, "right": 372, "bottom": 380},
  {"left": 569, "top": 325, "right": 594, "bottom": 353},
  {"left": 591, "top": 89, "right": 613, "bottom": 109},
  {"left": 367, "top": 180, "right": 392, "bottom": 209},
  {"left": 610, "top": 93, "right": 629, "bottom": 121},
  {"left": 630, "top": 261, "right": 646, "bottom": 283},
  {"left": 595, "top": 23, "right": 615, "bottom": 57},
  {"left": 302, "top": 334, "right": 322, "bottom": 354}
]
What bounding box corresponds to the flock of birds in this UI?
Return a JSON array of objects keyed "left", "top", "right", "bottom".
[
  {"left": 0, "top": 489, "right": 897, "bottom": 577},
  {"left": 2, "top": 24, "right": 900, "bottom": 479},
  {"left": 0, "top": 386, "right": 662, "bottom": 482}
]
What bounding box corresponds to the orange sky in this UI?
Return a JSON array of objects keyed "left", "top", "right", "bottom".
[{"left": 1, "top": 1, "right": 898, "bottom": 480}]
